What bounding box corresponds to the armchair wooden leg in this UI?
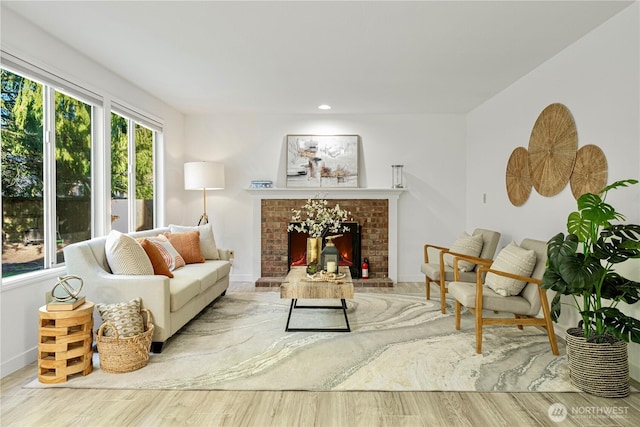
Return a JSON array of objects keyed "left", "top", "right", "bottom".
[
  {"left": 455, "top": 301, "right": 461, "bottom": 330},
  {"left": 514, "top": 314, "right": 524, "bottom": 330},
  {"left": 542, "top": 305, "right": 560, "bottom": 356},
  {"left": 539, "top": 289, "right": 560, "bottom": 356},
  {"left": 475, "top": 307, "right": 483, "bottom": 354},
  {"left": 425, "top": 277, "right": 431, "bottom": 300},
  {"left": 440, "top": 279, "right": 447, "bottom": 314},
  {"left": 546, "top": 323, "right": 560, "bottom": 356}
]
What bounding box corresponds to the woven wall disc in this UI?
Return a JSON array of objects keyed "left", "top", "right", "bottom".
[
  {"left": 570, "top": 144, "right": 608, "bottom": 200},
  {"left": 527, "top": 103, "right": 578, "bottom": 197},
  {"left": 506, "top": 147, "right": 532, "bottom": 206}
]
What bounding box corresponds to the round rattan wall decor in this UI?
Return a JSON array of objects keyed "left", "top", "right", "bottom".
[
  {"left": 570, "top": 144, "right": 608, "bottom": 200},
  {"left": 506, "top": 147, "right": 532, "bottom": 206},
  {"left": 527, "top": 103, "right": 578, "bottom": 197}
]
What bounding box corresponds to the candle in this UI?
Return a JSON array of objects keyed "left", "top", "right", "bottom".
[{"left": 327, "top": 261, "right": 337, "bottom": 273}]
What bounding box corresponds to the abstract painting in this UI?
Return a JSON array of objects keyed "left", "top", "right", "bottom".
[{"left": 286, "top": 135, "right": 359, "bottom": 188}]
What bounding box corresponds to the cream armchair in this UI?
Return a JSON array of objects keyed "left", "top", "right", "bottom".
[
  {"left": 421, "top": 228, "right": 501, "bottom": 313},
  {"left": 448, "top": 238, "right": 559, "bottom": 355}
]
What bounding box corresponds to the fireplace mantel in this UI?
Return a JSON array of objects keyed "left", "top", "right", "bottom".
[
  {"left": 247, "top": 187, "right": 404, "bottom": 200},
  {"left": 248, "top": 188, "right": 404, "bottom": 282}
]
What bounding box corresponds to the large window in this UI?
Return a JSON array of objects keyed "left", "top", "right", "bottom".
[
  {"left": 110, "top": 113, "right": 155, "bottom": 233},
  {"left": 1, "top": 64, "right": 161, "bottom": 280},
  {"left": 1, "top": 70, "right": 45, "bottom": 276},
  {"left": 55, "top": 90, "right": 93, "bottom": 263}
]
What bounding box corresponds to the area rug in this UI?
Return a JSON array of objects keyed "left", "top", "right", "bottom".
[{"left": 26, "top": 291, "right": 575, "bottom": 392}]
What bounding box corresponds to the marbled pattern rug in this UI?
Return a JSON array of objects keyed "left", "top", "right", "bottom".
[{"left": 26, "top": 290, "right": 576, "bottom": 391}]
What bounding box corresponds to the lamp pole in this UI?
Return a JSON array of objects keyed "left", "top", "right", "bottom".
[{"left": 199, "top": 187, "right": 209, "bottom": 225}]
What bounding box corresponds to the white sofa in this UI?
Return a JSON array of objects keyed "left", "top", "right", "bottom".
[{"left": 63, "top": 227, "right": 232, "bottom": 352}]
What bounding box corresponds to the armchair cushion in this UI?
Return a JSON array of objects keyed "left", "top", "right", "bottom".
[
  {"left": 421, "top": 263, "right": 478, "bottom": 283},
  {"left": 448, "top": 282, "right": 534, "bottom": 315},
  {"left": 443, "top": 232, "right": 484, "bottom": 272},
  {"left": 485, "top": 242, "right": 536, "bottom": 296}
]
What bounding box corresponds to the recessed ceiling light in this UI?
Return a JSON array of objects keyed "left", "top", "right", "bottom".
[{"left": 318, "top": 104, "right": 332, "bottom": 110}]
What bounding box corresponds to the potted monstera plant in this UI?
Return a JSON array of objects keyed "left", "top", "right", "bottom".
[{"left": 542, "top": 179, "right": 640, "bottom": 397}]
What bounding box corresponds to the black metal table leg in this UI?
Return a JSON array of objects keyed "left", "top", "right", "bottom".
[
  {"left": 341, "top": 299, "right": 351, "bottom": 332},
  {"left": 285, "top": 299, "right": 296, "bottom": 332},
  {"left": 285, "top": 298, "right": 351, "bottom": 332}
]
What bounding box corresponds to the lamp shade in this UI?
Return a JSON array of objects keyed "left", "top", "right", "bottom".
[{"left": 184, "top": 162, "right": 225, "bottom": 190}]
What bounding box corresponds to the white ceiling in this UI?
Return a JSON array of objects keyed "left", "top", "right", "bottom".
[{"left": 3, "top": 1, "right": 634, "bottom": 115}]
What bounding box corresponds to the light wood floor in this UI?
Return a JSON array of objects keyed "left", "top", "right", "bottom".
[
  {"left": 2, "top": 367, "right": 639, "bottom": 427},
  {"left": 2, "top": 282, "right": 639, "bottom": 426}
]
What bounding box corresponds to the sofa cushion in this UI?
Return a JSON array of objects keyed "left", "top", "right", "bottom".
[
  {"left": 486, "top": 242, "right": 536, "bottom": 296},
  {"left": 95, "top": 298, "right": 145, "bottom": 338},
  {"left": 164, "top": 231, "right": 205, "bottom": 264},
  {"left": 169, "top": 223, "right": 220, "bottom": 260},
  {"left": 105, "top": 230, "right": 154, "bottom": 275},
  {"left": 147, "top": 235, "right": 186, "bottom": 271},
  {"left": 139, "top": 238, "right": 174, "bottom": 278},
  {"left": 168, "top": 274, "right": 202, "bottom": 312},
  {"left": 208, "top": 260, "right": 232, "bottom": 283},
  {"left": 179, "top": 262, "right": 218, "bottom": 291}
]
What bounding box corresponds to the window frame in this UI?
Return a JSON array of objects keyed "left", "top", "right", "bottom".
[
  {"left": 109, "top": 112, "right": 158, "bottom": 233},
  {"left": 1, "top": 52, "right": 164, "bottom": 286}
]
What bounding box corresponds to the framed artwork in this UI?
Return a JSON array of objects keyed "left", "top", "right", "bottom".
[{"left": 286, "top": 135, "right": 359, "bottom": 188}]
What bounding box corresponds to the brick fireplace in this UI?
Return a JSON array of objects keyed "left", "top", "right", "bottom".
[
  {"left": 288, "top": 221, "right": 362, "bottom": 277},
  {"left": 249, "top": 188, "right": 403, "bottom": 285}
]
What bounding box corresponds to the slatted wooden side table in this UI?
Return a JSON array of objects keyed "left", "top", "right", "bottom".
[{"left": 38, "top": 301, "right": 94, "bottom": 383}]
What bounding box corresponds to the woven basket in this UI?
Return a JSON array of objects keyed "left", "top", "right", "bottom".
[
  {"left": 565, "top": 327, "right": 630, "bottom": 398},
  {"left": 96, "top": 308, "right": 154, "bottom": 374}
]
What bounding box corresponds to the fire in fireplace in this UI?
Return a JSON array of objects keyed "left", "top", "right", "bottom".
[{"left": 288, "top": 221, "right": 362, "bottom": 278}]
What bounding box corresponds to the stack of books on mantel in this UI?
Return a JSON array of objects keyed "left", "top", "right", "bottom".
[
  {"left": 46, "top": 296, "right": 86, "bottom": 311},
  {"left": 250, "top": 180, "right": 273, "bottom": 188}
]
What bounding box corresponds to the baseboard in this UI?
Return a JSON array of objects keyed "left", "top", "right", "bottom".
[
  {"left": 235, "top": 274, "right": 426, "bottom": 284},
  {"left": 255, "top": 276, "right": 394, "bottom": 287},
  {"left": 1, "top": 346, "right": 37, "bottom": 378},
  {"left": 398, "top": 274, "right": 424, "bottom": 283},
  {"left": 229, "top": 273, "right": 253, "bottom": 282}
]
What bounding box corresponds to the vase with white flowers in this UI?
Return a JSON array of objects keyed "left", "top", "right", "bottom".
[{"left": 288, "top": 194, "right": 351, "bottom": 268}]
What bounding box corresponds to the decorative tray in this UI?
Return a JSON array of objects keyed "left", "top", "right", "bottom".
[{"left": 305, "top": 271, "right": 346, "bottom": 282}]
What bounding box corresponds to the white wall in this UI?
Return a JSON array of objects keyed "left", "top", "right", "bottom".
[
  {"left": 4, "top": 2, "right": 638, "bottom": 381},
  {"left": 466, "top": 4, "right": 640, "bottom": 380},
  {"left": 0, "top": 8, "right": 185, "bottom": 376},
  {"left": 183, "top": 113, "right": 467, "bottom": 282}
]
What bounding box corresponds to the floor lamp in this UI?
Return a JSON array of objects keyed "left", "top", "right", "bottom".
[{"left": 184, "top": 161, "right": 225, "bottom": 225}]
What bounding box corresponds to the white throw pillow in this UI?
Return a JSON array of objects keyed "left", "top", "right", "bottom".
[
  {"left": 147, "top": 234, "right": 186, "bottom": 271},
  {"left": 105, "top": 230, "right": 154, "bottom": 275},
  {"left": 443, "top": 232, "right": 484, "bottom": 272},
  {"left": 485, "top": 242, "right": 537, "bottom": 296},
  {"left": 169, "top": 223, "right": 220, "bottom": 260}
]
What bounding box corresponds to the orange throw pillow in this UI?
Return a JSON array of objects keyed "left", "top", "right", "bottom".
[
  {"left": 164, "top": 231, "right": 205, "bottom": 264},
  {"left": 139, "top": 238, "right": 174, "bottom": 278}
]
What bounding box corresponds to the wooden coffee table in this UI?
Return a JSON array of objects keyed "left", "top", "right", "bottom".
[{"left": 280, "top": 266, "right": 354, "bottom": 332}]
